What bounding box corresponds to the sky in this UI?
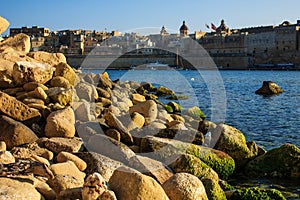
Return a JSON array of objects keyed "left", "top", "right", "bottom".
[{"left": 1, "top": 0, "right": 300, "bottom": 36}]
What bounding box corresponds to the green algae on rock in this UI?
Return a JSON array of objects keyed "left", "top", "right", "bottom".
[
  {"left": 230, "top": 187, "right": 286, "bottom": 200},
  {"left": 245, "top": 144, "right": 300, "bottom": 178}
]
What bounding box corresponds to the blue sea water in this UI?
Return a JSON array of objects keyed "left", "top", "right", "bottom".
[{"left": 85, "top": 69, "right": 300, "bottom": 150}]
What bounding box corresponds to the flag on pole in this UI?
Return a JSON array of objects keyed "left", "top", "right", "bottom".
[
  {"left": 211, "top": 23, "right": 217, "bottom": 31},
  {"left": 205, "top": 24, "right": 210, "bottom": 29}
]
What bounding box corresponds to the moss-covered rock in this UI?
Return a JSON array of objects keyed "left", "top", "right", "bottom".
[
  {"left": 185, "top": 144, "right": 235, "bottom": 180},
  {"left": 214, "top": 124, "right": 256, "bottom": 169},
  {"left": 167, "top": 94, "right": 189, "bottom": 100},
  {"left": 139, "top": 136, "right": 235, "bottom": 180},
  {"left": 156, "top": 86, "right": 175, "bottom": 96},
  {"left": 163, "top": 104, "right": 173, "bottom": 113},
  {"left": 168, "top": 154, "right": 219, "bottom": 181},
  {"left": 230, "top": 187, "right": 286, "bottom": 200},
  {"left": 202, "top": 178, "right": 227, "bottom": 200},
  {"left": 167, "top": 101, "right": 182, "bottom": 113},
  {"left": 185, "top": 106, "right": 206, "bottom": 120},
  {"left": 245, "top": 144, "right": 300, "bottom": 178}
]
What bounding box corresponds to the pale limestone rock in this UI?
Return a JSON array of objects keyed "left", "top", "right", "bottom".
[
  {"left": 46, "top": 87, "right": 74, "bottom": 106},
  {"left": 127, "top": 112, "right": 145, "bottom": 131},
  {"left": 0, "top": 91, "right": 41, "bottom": 123},
  {"left": 0, "top": 141, "right": 6, "bottom": 151},
  {"left": 0, "top": 150, "right": 15, "bottom": 164},
  {"left": 87, "top": 134, "right": 135, "bottom": 164},
  {"left": 23, "top": 82, "right": 48, "bottom": 92},
  {"left": 27, "top": 51, "right": 66, "bottom": 67},
  {"left": 50, "top": 76, "right": 71, "bottom": 88},
  {"left": 103, "top": 111, "right": 133, "bottom": 145},
  {"left": 54, "top": 62, "right": 79, "bottom": 86},
  {"left": 129, "top": 100, "right": 157, "bottom": 125},
  {"left": 12, "top": 61, "right": 55, "bottom": 85},
  {"left": 23, "top": 97, "right": 45, "bottom": 105},
  {"left": 50, "top": 161, "right": 86, "bottom": 183},
  {"left": 47, "top": 174, "right": 83, "bottom": 196},
  {"left": 0, "top": 177, "right": 42, "bottom": 199},
  {"left": 109, "top": 166, "right": 169, "bottom": 200},
  {"left": 72, "top": 101, "right": 93, "bottom": 122},
  {"left": 17, "top": 86, "right": 49, "bottom": 102},
  {"left": 162, "top": 173, "right": 208, "bottom": 200},
  {"left": 129, "top": 155, "right": 173, "bottom": 184},
  {"left": 44, "top": 137, "right": 83, "bottom": 154},
  {"left": 0, "top": 16, "right": 9, "bottom": 34},
  {"left": 131, "top": 93, "right": 146, "bottom": 104},
  {"left": 76, "top": 82, "right": 98, "bottom": 102},
  {"left": 57, "top": 151, "right": 87, "bottom": 171},
  {"left": 0, "top": 115, "right": 38, "bottom": 150},
  {"left": 82, "top": 173, "right": 107, "bottom": 200},
  {"left": 0, "top": 33, "right": 31, "bottom": 53},
  {"left": 76, "top": 152, "right": 123, "bottom": 182},
  {"left": 45, "top": 106, "right": 75, "bottom": 138},
  {"left": 11, "top": 141, "right": 54, "bottom": 160}
]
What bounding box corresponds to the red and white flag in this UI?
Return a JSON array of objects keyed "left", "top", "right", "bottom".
[{"left": 211, "top": 23, "right": 217, "bottom": 31}]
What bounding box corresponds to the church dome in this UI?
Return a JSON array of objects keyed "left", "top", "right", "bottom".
[{"left": 180, "top": 21, "right": 188, "bottom": 31}]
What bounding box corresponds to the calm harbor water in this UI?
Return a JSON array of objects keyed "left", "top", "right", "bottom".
[{"left": 85, "top": 69, "right": 300, "bottom": 150}]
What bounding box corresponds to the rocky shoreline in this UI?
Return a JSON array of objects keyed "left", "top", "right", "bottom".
[{"left": 0, "top": 16, "right": 299, "bottom": 199}]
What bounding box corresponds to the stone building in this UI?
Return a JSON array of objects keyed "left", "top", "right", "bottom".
[
  {"left": 198, "top": 20, "right": 248, "bottom": 68},
  {"left": 10, "top": 26, "right": 50, "bottom": 51},
  {"left": 180, "top": 21, "right": 189, "bottom": 37}
]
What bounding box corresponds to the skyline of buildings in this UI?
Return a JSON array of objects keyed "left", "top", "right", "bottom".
[{"left": 6, "top": 19, "right": 300, "bottom": 69}]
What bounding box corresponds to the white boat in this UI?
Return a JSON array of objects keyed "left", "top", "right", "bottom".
[{"left": 144, "top": 61, "right": 170, "bottom": 70}]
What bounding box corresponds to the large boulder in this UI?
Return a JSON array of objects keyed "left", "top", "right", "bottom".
[
  {"left": 255, "top": 81, "right": 283, "bottom": 95},
  {"left": 44, "top": 137, "right": 83, "bottom": 154},
  {"left": 168, "top": 154, "right": 219, "bottom": 181},
  {"left": 201, "top": 178, "right": 227, "bottom": 200},
  {"left": 0, "top": 91, "right": 41, "bottom": 123},
  {"left": 129, "top": 100, "right": 158, "bottom": 124},
  {"left": 0, "top": 16, "right": 9, "bottom": 34},
  {"left": 0, "top": 177, "right": 42, "bottom": 199},
  {"left": 0, "top": 50, "right": 36, "bottom": 76},
  {"left": 129, "top": 155, "right": 174, "bottom": 184},
  {"left": 0, "top": 33, "right": 31, "bottom": 53},
  {"left": 245, "top": 144, "right": 300, "bottom": 178},
  {"left": 214, "top": 124, "right": 256, "bottom": 169},
  {"left": 104, "top": 111, "right": 134, "bottom": 145},
  {"left": 87, "top": 134, "right": 135, "bottom": 165},
  {"left": 54, "top": 62, "right": 79, "bottom": 86},
  {"left": 140, "top": 136, "right": 235, "bottom": 180},
  {"left": 0, "top": 115, "right": 38, "bottom": 149},
  {"left": 45, "top": 106, "right": 75, "bottom": 138},
  {"left": 162, "top": 173, "right": 208, "bottom": 200},
  {"left": 75, "top": 152, "right": 123, "bottom": 182},
  {"left": 109, "top": 166, "right": 169, "bottom": 200},
  {"left": 75, "top": 82, "right": 98, "bottom": 102},
  {"left": 12, "top": 61, "right": 55, "bottom": 85},
  {"left": 50, "top": 161, "right": 86, "bottom": 183},
  {"left": 27, "top": 51, "right": 66, "bottom": 67}
]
